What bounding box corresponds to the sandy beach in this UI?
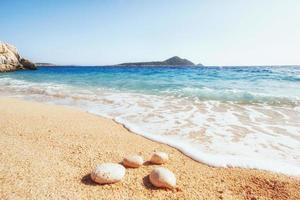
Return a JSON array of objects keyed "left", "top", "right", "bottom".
[{"left": 0, "top": 98, "right": 299, "bottom": 200}]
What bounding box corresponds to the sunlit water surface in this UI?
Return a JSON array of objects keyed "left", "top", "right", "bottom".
[{"left": 1, "top": 66, "right": 299, "bottom": 176}]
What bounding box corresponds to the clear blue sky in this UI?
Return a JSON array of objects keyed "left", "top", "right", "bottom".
[{"left": 1, "top": 0, "right": 300, "bottom": 66}]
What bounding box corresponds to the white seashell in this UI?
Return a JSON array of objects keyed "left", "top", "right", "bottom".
[
  {"left": 149, "top": 167, "right": 176, "bottom": 189},
  {"left": 123, "top": 155, "right": 144, "bottom": 168},
  {"left": 91, "top": 163, "right": 125, "bottom": 184},
  {"left": 150, "top": 151, "right": 169, "bottom": 164}
]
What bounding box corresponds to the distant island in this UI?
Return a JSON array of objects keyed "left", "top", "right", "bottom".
[
  {"left": 27, "top": 56, "right": 205, "bottom": 68},
  {"left": 118, "top": 56, "right": 200, "bottom": 66},
  {"left": 35, "top": 63, "right": 56, "bottom": 66}
]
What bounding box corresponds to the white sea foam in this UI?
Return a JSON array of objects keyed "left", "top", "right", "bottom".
[{"left": 0, "top": 77, "right": 300, "bottom": 176}]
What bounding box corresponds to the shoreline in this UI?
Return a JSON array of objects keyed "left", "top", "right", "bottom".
[
  {"left": 0, "top": 97, "right": 299, "bottom": 199},
  {"left": 113, "top": 117, "right": 300, "bottom": 177}
]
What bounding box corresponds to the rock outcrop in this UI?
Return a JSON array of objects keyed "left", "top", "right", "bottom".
[{"left": 0, "top": 42, "right": 36, "bottom": 72}]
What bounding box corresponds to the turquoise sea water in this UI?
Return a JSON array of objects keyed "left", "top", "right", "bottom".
[{"left": 1, "top": 66, "right": 300, "bottom": 176}]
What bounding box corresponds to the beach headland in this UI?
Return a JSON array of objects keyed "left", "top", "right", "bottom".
[
  {"left": 0, "top": 98, "right": 299, "bottom": 200},
  {"left": 0, "top": 42, "right": 36, "bottom": 72}
]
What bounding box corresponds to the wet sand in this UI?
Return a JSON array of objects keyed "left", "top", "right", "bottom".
[{"left": 0, "top": 98, "right": 299, "bottom": 200}]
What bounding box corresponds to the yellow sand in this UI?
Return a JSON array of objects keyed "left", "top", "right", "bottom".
[{"left": 0, "top": 98, "right": 299, "bottom": 200}]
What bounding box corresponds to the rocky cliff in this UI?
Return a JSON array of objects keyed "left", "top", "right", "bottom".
[{"left": 0, "top": 42, "right": 36, "bottom": 72}]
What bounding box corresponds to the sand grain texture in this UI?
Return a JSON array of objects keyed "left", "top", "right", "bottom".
[{"left": 0, "top": 98, "right": 299, "bottom": 200}]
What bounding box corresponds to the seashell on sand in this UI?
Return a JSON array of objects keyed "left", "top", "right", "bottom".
[
  {"left": 123, "top": 155, "right": 144, "bottom": 168},
  {"left": 150, "top": 151, "right": 169, "bottom": 164},
  {"left": 149, "top": 167, "right": 176, "bottom": 189},
  {"left": 91, "top": 163, "right": 125, "bottom": 184}
]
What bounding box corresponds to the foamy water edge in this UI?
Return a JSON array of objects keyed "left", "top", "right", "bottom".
[{"left": 1, "top": 75, "right": 300, "bottom": 177}]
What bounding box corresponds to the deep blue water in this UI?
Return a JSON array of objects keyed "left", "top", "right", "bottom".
[{"left": 2, "top": 66, "right": 300, "bottom": 105}]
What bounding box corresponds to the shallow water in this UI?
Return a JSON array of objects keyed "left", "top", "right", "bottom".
[{"left": 1, "top": 66, "right": 299, "bottom": 176}]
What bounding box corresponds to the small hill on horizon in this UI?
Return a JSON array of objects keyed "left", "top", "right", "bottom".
[
  {"left": 35, "top": 63, "right": 56, "bottom": 66},
  {"left": 118, "top": 56, "right": 195, "bottom": 66}
]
